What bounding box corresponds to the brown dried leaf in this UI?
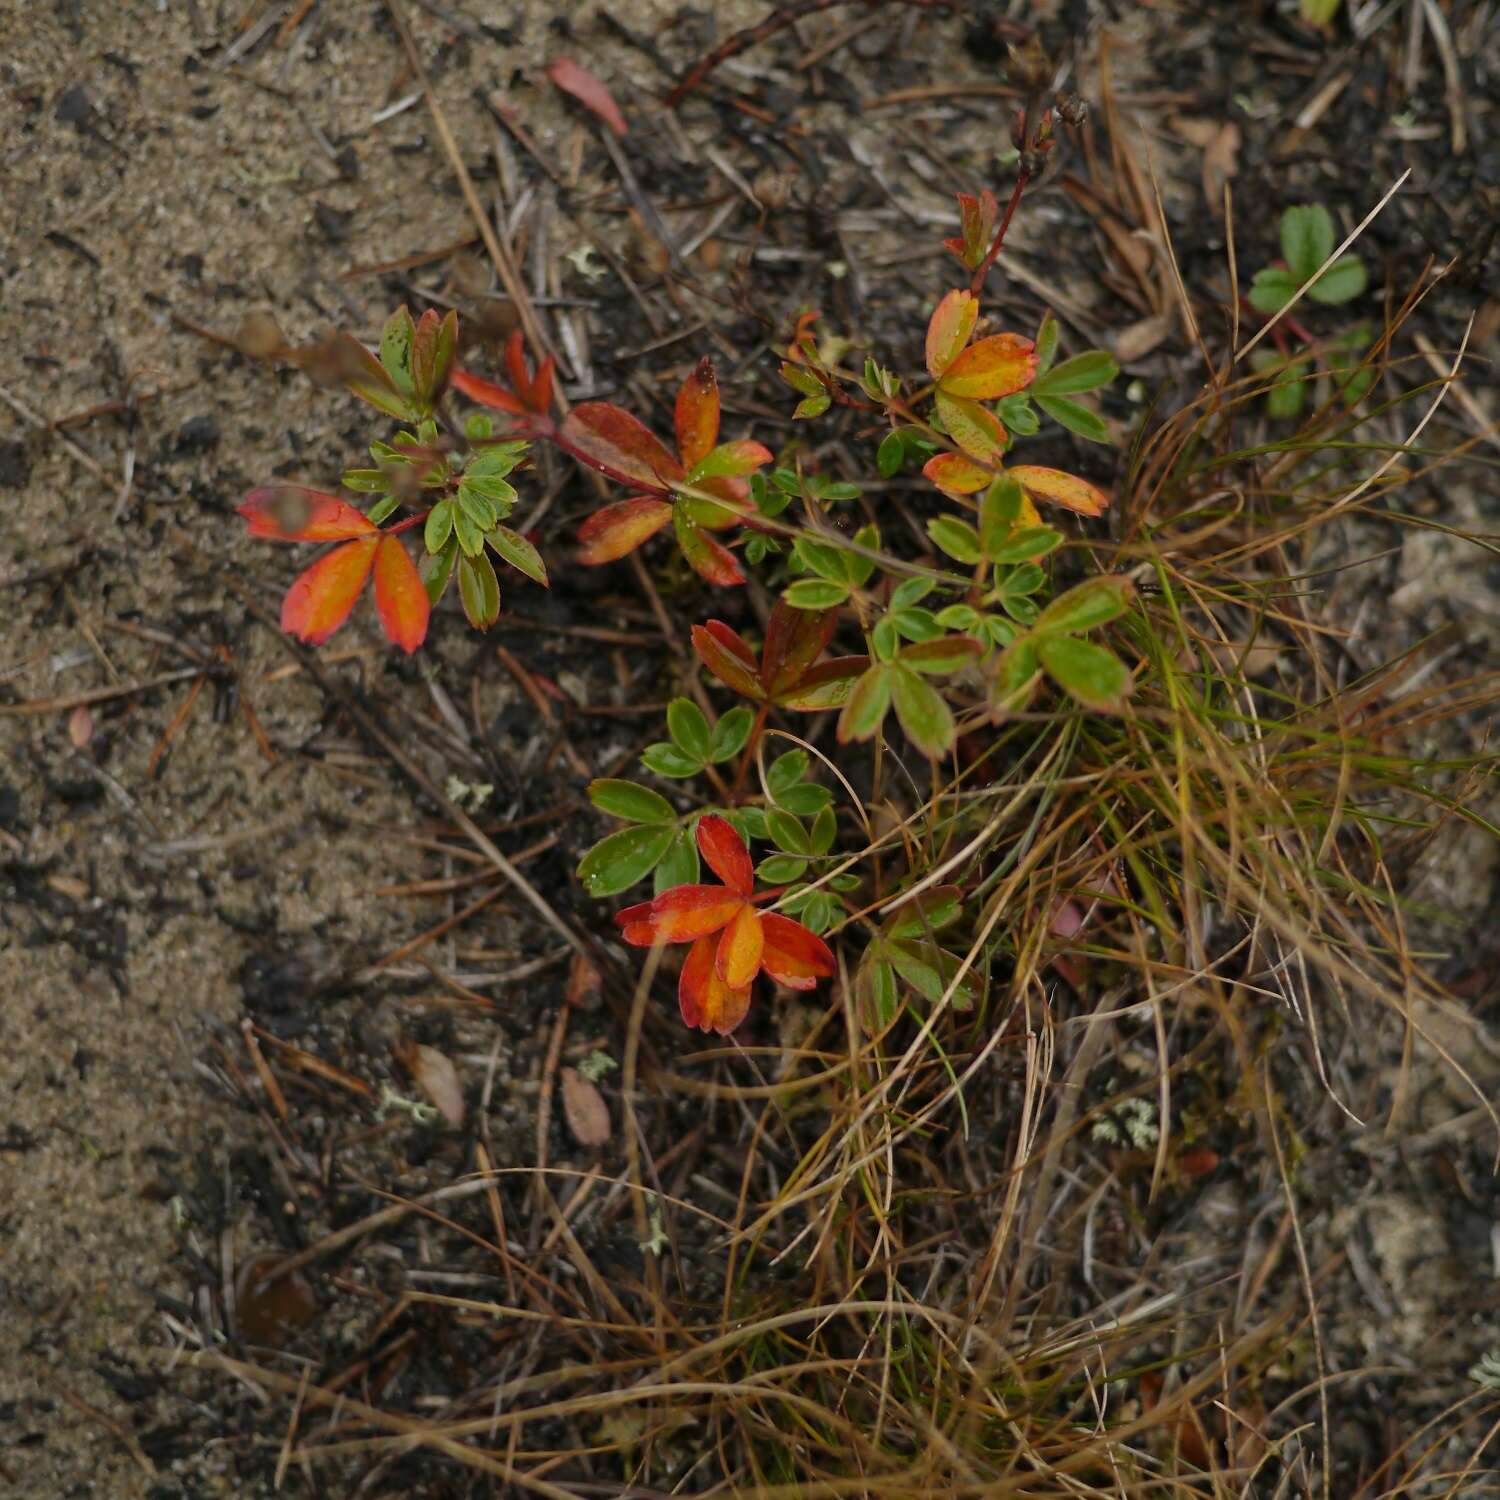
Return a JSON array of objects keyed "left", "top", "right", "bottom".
[
  {"left": 393, "top": 1039, "right": 465, "bottom": 1127},
  {"left": 566, "top": 951, "right": 603, "bottom": 1011},
  {"left": 561, "top": 1066, "right": 610, "bottom": 1148},
  {"left": 67, "top": 705, "right": 93, "bottom": 748}
]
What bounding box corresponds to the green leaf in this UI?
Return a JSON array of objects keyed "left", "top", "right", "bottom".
[
  {"left": 876, "top": 429, "right": 905, "bottom": 478},
  {"left": 758, "top": 854, "right": 809, "bottom": 884},
  {"left": 379, "top": 307, "right": 417, "bottom": 397},
  {"left": 424, "top": 500, "right": 455, "bottom": 555},
  {"left": 778, "top": 782, "right": 831, "bottom": 816},
  {"left": 342, "top": 467, "right": 388, "bottom": 493},
  {"left": 577, "top": 823, "right": 674, "bottom": 897},
  {"left": 1036, "top": 575, "right": 1133, "bottom": 634},
  {"left": 453, "top": 506, "right": 485, "bottom": 558},
  {"left": 1034, "top": 350, "right": 1119, "bottom": 395},
  {"left": 891, "top": 607, "right": 942, "bottom": 644},
  {"left": 468, "top": 443, "right": 527, "bottom": 478},
  {"left": 991, "top": 638, "right": 1041, "bottom": 715},
  {"left": 465, "top": 412, "right": 494, "bottom": 441},
  {"left": 872, "top": 616, "right": 899, "bottom": 663},
  {"left": 654, "top": 827, "right": 700, "bottom": 893},
  {"left": 710, "top": 705, "right": 754, "bottom": 763},
  {"left": 1265, "top": 365, "right": 1308, "bottom": 419},
  {"left": 666, "top": 698, "right": 712, "bottom": 762},
  {"left": 458, "top": 484, "right": 497, "bottom": 532},
  {"left": 845, "top": 523, "right": 879, "bottom": 587},
  {"left": 887, "top": 886, "right": 963, "bottom": 939},
  {"left": 889, "top": 577, "right": 933, "bottom": 611},
  {"left": 766, "top": 809, "right": 812, "bottom": 856},
  {"left": 1247, "top": 267, "right": 1299, "bottom": 316},
  {"left": 421, "top": 538, "right": 458, "bottom": 606},
  {"left": 766, "top": 749, "right": 809, "bottom": 798},
  {"left": 860, "top": 955, "right": 899, "bottom": 1030},
  {"left": 366, "top": 495, "right": 399, "bottom": 525},
  {"left": 890, "top": 664, "right": 954, "bottom": 757},
  {"left": 810, "top": 804, "right": 836, "bottom": 855},
  {"left": 886, "top": 938, "right": 974, "bottom": 1009},
  {"left": 1034, "top": 313, "right": 1059, "bottom": 376},
  {"left": 979, "top": 474, "right": 1026, "bottom": 556},
  {"left": 1038, "top": 635, "right": 1132, "bottom": 711},
  {"left": 838, "top": 665, "right": 892, "bottom": 743},
  {"left": 935, "top": 603, "right": 981, "bottom": 631},
  {"left": 928, "top": 516, "right": 983, "bottom": 565},
  {"left": 783, "top": 578, "right": 850, "bottom": 610},
  {"left": 999, "top": 562, "right": 1046, "bottom": 598},
  {"left": 899, "top": 636, "right": 981, "bottom": 675},
  {"left": 457, "top": 550, "right": 500, "bottom": 628},
  {"left": 1036, "top": 393, "right": 1111, "bottom": 444},
  {"left": 1281, "top": 203, "right": 1335, "bottom": 283},
  {"left": 995, "top": 393, "right": 1038, "bottom": 436},
  {"left": 989, "top": 527, "right": 1061, "bottom": 564},
  {"left": 587, "top": 779, "right": 675, "bottom": 824},
  {"left": 1308, "top": 253, "right": 1367, "bottom": 305},
  {"left": 794, "top": 394, "right": 831, "bottom": 421},
  {"left": 641, "top": 742, "right": 703, "bottom": 778},
  {"left": 487, "top": 526, "right": 548, "bottom": 586}
]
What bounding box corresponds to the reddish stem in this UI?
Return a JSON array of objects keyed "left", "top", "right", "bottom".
[
  {"left": 729, "top": 702, "right": 771, "bottom": 801},
  {"left": 968, "top": 168, "right": 1031, "bottom": 298}
]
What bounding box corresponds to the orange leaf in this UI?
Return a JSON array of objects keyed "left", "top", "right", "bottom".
[
  {"left": 716, "top": 903, "right": 764, "bottom": 988},
  {"left": 939, "top": 333, "right": 1036, "bottom": 400},
  {"left": 763, "top": 600, "right": 837, "bottom": 696},
  {"left": 679, "top": 935, "right": 752, "bottom": 1035},
  {"left": 934, "top": 390, "right": 1006, "bottom": 463},
  {"left": 630, "top": 886, "right": 745, "bottom": 943},
  {"left": 372, "top": 536, "right": 430, "bottom": 654},
  {"left": 760, "top": 912, "right": 835, "bottom": 989},
  {"left": 925, "top": 289, "right": 978, "bottom": 379},
  {"left": 1008, "top": 465, "right": 1110, "bottom": 517},
  {"left": 563, "top": 403, "right": 683, "bottom": 489},
  {"left": 577, "top": 497, "right": 673, "bottom": 565},
  {"left": 675, "top": 357, "right": 719, "bottom": 470},
  {"left": 674, "top": 513, "right": 744, "bottom": 587},
  {"left": 545, "top": 57, "right": 629, "bottom": 137},
  {"left": 280, "top": 537, "right": 378, "bottom": 646},
  {"left": 696, "top": 815, "right": 753, "bottom": 897},
  {"left": 922, "top": 452, "right": 992, "bottom": 496},
  {"left": 449, "top": 367, "right": 528, "bottom": 418},
  {"left": 239, "top": 486, "right": 378, "bottom": 541}
]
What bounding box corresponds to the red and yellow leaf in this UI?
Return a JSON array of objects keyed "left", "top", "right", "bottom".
[
  {"left": 449, "top": 367, "right": 529, "bottom": 418},
  {"left": 239, "top": 486, "right": 378, "bottom": 542},
  {"left": 925, "top": 289, "right": 979, "bottom": 379},
  {"left": 563, "top": 403, "right": 684, "bottom": 489},
  {"left": 576, "top": 496, "right": 673, "bottom": 565},
  {"left": 372, "top": 536, "right": 430, "bottom": 654},
  {"left": 760, "top": 912, "right": 836, "bottom": 990},
  {"left": 775, "top": 655, "right": 870, "bottom": 710},
  {"left": 675, "top": 357, "right": 720, "bottom": 471},
  {"left": 1008, "top": 465, "right": 1110, "bottom": 517},
  {"left": 692, "top": 621, "right": 764, "bottom": 700},
  {"left": 679, "top": 936, "right": 753, "bottom": 1034},
  {"left": 696, "top": 814, "right": 753, "bottom": 897},
  {"left": 939, "top": 333, "right": 1037, "bottom": 400},
  {"left": 633, "top": 885, "right": 745, "bottom": 943},
  {"left": 934, "top": 389, "right": 1007, "bottom": 464},
  {"left": 922, "top": 452, "right": 993, "bottom": 496},
  {"left": 545, "top": 57, "right": 629, "bottom": 137},
  {"left": 716, "top": 903, "right": 765, "bottom": 988},
  {"left": 280, "top": 537, "right": 378, "bottom": 646}
]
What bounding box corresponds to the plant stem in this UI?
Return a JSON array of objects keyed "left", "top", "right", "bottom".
[
  {"left": 969, "top": 168, "right": 1031, "bottom": 298},
  {"left": 729, "top": 702, "right": 771, "bottom": 801}
]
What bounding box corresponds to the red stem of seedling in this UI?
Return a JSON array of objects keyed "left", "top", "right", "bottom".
[
  {"left": 729, "top": 702, "right": 771, "bottom": 801},
  {"left": 968, "top": 168, "right": 1031, "bottom": 298}
]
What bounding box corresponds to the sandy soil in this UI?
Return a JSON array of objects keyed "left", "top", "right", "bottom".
[{"left": 2, "top": 1, "right": 1497, "bottom": 1495}]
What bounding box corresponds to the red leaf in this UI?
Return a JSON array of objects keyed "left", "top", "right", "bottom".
[
  {"left": 763, "top": 600, "right": 836, "bottom": 696},
  {"left": 922, "top": 452, "right": 993, "bottom": 496},
  {"left": 239, "top": 486, "right": 378, "bottom": 542},
  {"left": 926, "top": 289, "right": 979, "bottom": 379},
  {"left": 1008, "top": 465, "right": 1110, "bottom": 517},
  {"left": 501, "top": 329, "right": 554, "bottom": 415},
  {"left": 939, "top": 334, "right": 1036, "bottom": 400},
  {"left": 545, "top": 57, "right": 629, "bottom": 138},
  {"left": 716, "top": 904, "right": 764, "bottom": 988},
  {"left": 679, "top": 935, "right": 752, "bottom": 1035},
  {"left": 675, "top": 357, "right": 719, "bottom": 471},
  {"left": 372, "top": 536, "right": 430, "bottom": 653},
  {"left": 696, "top": 815, "right": 753, "bottom": 897},
  {"left": 576, "top": 496, "right": 673, "bottom": 565},
  {"left": 449, "top": 367, "right": 528, "bottom": 418},
  {"left": 280, "top": 537, "right": 379, "bottom": 646},
  {"left": 760, "top": 913, "right": 835, "bottom": 989},
  {"left": 674, "top": 514, "right": 744, "bottom": 587},
  {"left": 692, "top": 621, "right": 764, "bottom": 700},
  {"left": 562, "top": 403, "right": 683, "bottom": 490}
]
